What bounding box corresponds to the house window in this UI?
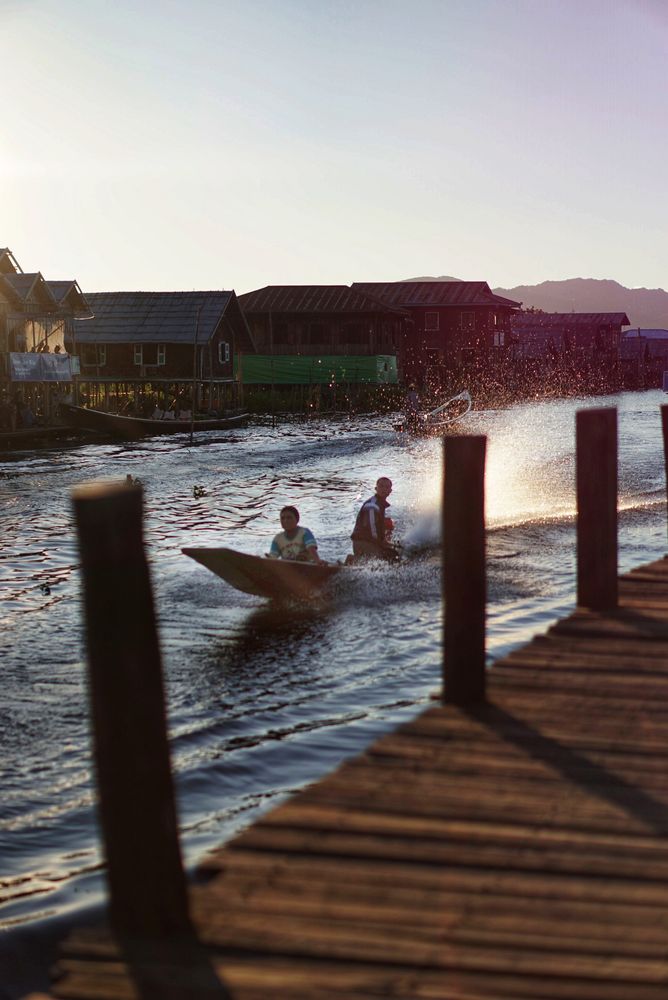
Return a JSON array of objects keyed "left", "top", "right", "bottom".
[
  {"left": 98, "top": 344, "right": 107, "bottom": 366},
  {"left": 493, "top": 332, "right": 505, "bottom": 347},
  {"left": 131, "top": 343, "right": 166, "bottom": 366},
  {"left": 219, "top": 341, "right": 230, "bottom": 364},
  {"left": 425, "top": 312, "right": 439, "bottom": 331},
  {"left": 460, "top": 312, "right": 475, "bottom": 330},
  {"left": 82, "top": 345, "right": 97, "bottom": 365}
]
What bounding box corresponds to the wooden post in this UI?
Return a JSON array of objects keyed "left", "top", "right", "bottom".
[
  {"left": 576, "top": 407, "right": 618, "bottom": 610},
  {"left": 190, "top": 305, "right": 202, "bottom": 446},
  {"left": 72, "top": 481, "right": 191, "bottom": 939},
  {"left": 442, "top": 435, "right": 487, "bottom": 705},
  {"left": 661, "top": 406, "right": 668, "bottom": 542}
]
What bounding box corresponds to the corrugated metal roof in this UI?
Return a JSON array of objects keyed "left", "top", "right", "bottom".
[
  {"left": 2, "top": 271, "right": 57, "bottom": 305},
  {"left": 512, "top": 312, "right": 631, "bottom": 328},
  {"left": 238, "top": 285, "right": 407, "bottom": 314},
  {"left": 71, "top": 290, "right": 239, "bottom": 343},
  {"left": 0, "top": 248, "right": 21, "bottom": 274},
  {"left": 352, "top": 281, "right": 521, "bottom": 309},
  {"left": 47, "top": 280, "right": 93, "bottom": 314},
  {"left": 622, "top": 328, "right": 668, "bottom": 340},
  {"left": 0, "top": 273, "right": 24, "bottom": 307}
]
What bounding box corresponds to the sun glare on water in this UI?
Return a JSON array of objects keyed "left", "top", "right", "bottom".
[{"left": 403, "top": 403, "right": 580, "bottom": 545}]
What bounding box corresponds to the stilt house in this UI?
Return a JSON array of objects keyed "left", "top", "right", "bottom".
[
  {"left": 68, "top": 290, "right": 255, "bottom": 411},
  {"left": 237, "top": 285, "right": 407, "bottom": 383},
  {"left": 0, "top": 248, "right": 90, "bottom": 427},
  {"left": 351, "top": 280, "right": 521, "bottom": 384},
  {"left": 511, "top": 311, "right": 631, "bottom": 361}
]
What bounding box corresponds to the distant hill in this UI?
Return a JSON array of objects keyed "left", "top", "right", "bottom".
[
  {"left": 403, "top": 275, "right": 462, "bottom": 282},
  {"left": 492, "top": 278, "right": 668, "bottom": 330},
  {"left": 399, "top": 276, "right": 668, "bottom": 328}
]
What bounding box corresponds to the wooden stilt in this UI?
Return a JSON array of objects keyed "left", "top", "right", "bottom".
[
  {"left": 576, "top": 407, "right": 618, "bottom": 610},
  {"left": 442, "top": 435, "right": 487, "bottom": 705}
]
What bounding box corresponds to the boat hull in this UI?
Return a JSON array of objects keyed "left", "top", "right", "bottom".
[
  {"left": 182, "top": 546, "right": 341, "bottom": 599},
  {"left": 60, "top": 404, "right": 249, "bottom": 440}
]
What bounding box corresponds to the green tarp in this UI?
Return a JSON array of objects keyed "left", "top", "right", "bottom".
[{"left": 235, "top": 354, "right": 397, "bottom": 385}]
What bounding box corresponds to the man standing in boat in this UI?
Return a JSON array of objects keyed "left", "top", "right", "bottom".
[
  {"left": 350, "top": 477, "right": 397, "bottom": 561},
  {"left": 268, "top": 506, "right": 325, "bottom": 564},
  {"left": 404, "top": 384, "right": 422, "bottom": 432}
]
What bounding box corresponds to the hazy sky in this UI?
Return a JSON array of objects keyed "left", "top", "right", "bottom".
[{"left": 2, "top": 0, "right": 666, "bottom": 293}]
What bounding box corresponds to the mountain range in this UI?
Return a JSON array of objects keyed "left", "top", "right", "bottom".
[{"left": 407, "top": 277, "right": 668, "bottom": 329}]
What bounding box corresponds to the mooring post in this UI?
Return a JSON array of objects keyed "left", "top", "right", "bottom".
[
  {"left": 72, "top": 481, "right": 191, "bottom": 939},
  {"left": 576, "top": 407, "right": 618, "bottom": 610},
  {"left": 661, "top": 406, "right": 668, "bottom": 542},
  {"left": 442, "top": 435, "right": 487, "bottom": 705}
]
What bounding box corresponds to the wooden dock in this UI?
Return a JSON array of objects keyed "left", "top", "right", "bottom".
[
  {"left": 37, "top": 409, "right": 668, "bottom": 999},
  {"left": 47, "top": 556, "right": 668, "bottom": 998}
]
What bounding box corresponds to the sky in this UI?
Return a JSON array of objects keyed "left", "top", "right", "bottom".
[{"left": 1, "top": 0, "right": 667, "bottom": 293}]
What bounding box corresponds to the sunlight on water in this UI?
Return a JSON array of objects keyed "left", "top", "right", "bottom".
[
  {"left": 481, "top": 402, "right": 577, "bottom": 525},
  {"left": 403, "top": 400, "right": 580, "bottom": 546}
]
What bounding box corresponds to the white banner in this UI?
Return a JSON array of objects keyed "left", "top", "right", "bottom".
[{"left": 8, "top": 352, "right": 73, "bottom": 382}]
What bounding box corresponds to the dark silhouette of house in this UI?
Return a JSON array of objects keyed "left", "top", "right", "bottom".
[
  {"left": 351, "top": 280, "right": 521, "bottom": 383},
  {"left": 619, "top": 329, "right": 668, "bottom": 388},
  {"left": 69, "top": 290, "right": 255, "bottom": 384},
  {"left": 511, "top": 311, "right": 631, "bottom": 361},
  {"left": 238, "top": 285, "right": 407, "bottom": 371}
]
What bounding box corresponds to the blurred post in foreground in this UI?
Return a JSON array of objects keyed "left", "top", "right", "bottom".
[{"left": 72, "top": 480, "right": 191, "bottom": 939}]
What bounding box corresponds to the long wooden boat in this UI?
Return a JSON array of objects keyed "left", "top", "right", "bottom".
[
  {"left": 394, "top": 389, "right": 472, "bottom": 435},
  {"left": 0, "top": 424, "right": 98, "bottom": 451},
  {"left": 60, "top": 403, "right": 249, "bottom": 440},
  {"left": 183, "top": 546, "right": 341, "bottom": 599}
]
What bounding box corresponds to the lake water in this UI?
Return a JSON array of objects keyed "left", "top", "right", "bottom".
[{"left": 1, "top": 389, "right": 667, "bottom": 994}]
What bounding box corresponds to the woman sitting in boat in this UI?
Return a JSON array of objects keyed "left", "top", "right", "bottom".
[{"left": 268, "top": 506, "right": 324, "bottom": 564}]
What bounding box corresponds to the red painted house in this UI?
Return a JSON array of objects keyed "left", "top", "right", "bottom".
[{"left": 351, "top": 280, "right": 521, "bottom": 383}]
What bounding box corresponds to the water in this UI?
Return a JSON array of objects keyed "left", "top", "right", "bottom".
[{"left": 1, "top": 389, "right": 667, "bottom": 991}]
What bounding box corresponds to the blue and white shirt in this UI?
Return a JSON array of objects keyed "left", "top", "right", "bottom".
[{"left": 269, "top": 526, "right": 318, "bottom": 561}]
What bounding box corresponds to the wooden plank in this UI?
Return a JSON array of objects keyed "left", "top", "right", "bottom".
[{"left": 201, "top": 848, "right": 668, "bottom": 907}]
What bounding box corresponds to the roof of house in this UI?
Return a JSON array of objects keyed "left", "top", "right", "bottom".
[
  {"left": 0, "top": 248, "right": 21, "bottom": 275},
  {"left": 622, "top": 328, "right": 668, "bottom": 340},
  {"left": 47, "top": 280, "right": 90, "bottom": 310},
  {"left": 0, "top": 273, "right": 24, "bottom": 307},
  {"left": 71, "top": 290, "right": 251, "bottom": 345},
  {"left": 2, "top": 271, "right": 57, "bottom": 307},
  {"left": 512, "top": 312, "right": 631, "bottom": 328},
  {"left": 238, "top": 285, "right": 407, "bottom": 314},
  {"left": 351, "top": 281, "right": 521, "bottom": 309}
]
